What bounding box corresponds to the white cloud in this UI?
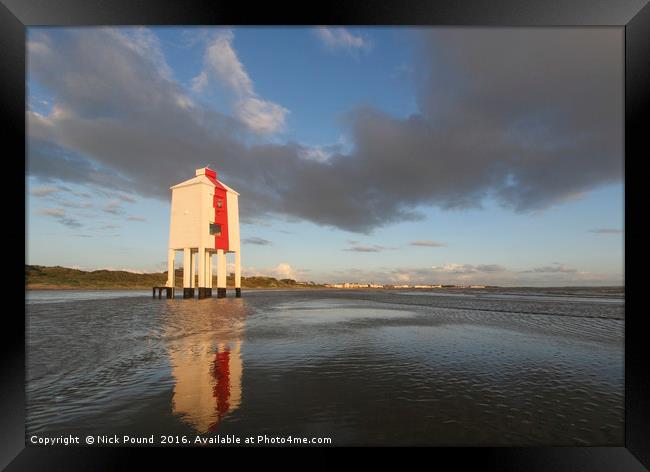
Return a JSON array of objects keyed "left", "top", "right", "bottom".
[
  {"left": 30, "top": 185, "right": 59, "bottom": 197},
  {"left": 97, "top": 266, "right": 146, "bottom": 274},
  {"left": 314, "top": 27, "right": 371, "bottom": 53},
  {"left": 273, "top": 262, "right": 296, "bottom": 279},
  {"left": 298, "top": 145, "right": 332, "bottom": 163},
  {"left": 201, "top": 30, "right": 253, "bottom": 95},
  {"left": 191, "top": 30, "right": 289, "bottom": 135},
  {"left": 319, "top": 261, "right": 620, "bottom": 286},
  {"left": 235, "top": 97, "right": 289, "bottom": 135},
  {"left": 244, "top": 262, "right": 302, "bottom": 280},
  {"left": 190, "top": 70, "right": 209, "bottom": 92},
  {"left": 298, "top": 146, "right": 338, "bottom": 162}
]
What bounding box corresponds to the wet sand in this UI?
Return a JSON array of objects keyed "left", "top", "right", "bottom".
[{"left": 26, "top": 288, "right": 623, "bottom": 446}]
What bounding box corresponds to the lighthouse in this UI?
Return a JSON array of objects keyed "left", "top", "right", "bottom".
[{"left": 165, "top": 167, "right": 241, "bottom": 299}]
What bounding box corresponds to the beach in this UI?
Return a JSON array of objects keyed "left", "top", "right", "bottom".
[{"left": 26, "top": 288, "right": 624, "bottom": 446}]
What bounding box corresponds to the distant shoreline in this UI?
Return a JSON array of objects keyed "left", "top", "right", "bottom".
[
  {"left": 25, "top": 285, "right": 334, "bottom": 291},
  {"left": 25, "top": 265, "right": 624, "bottom": 294},
  {"left": 25, "top": 265, "right": 325, "bottom": 291},
  {"left": 26, "top": 285, "right": 624, "bottom": 295}
]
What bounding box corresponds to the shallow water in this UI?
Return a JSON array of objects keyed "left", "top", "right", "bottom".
[{"left": 26, "top": 289, "right": 624, "bottom": 446}]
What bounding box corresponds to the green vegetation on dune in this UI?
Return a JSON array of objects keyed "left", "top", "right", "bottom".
[{"left": 25, "top": 265, "right": 322, "bottom": 290}]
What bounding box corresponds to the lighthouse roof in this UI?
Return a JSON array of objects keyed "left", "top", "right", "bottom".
[{"left": 170, "top": 167, "right": 240, "bottom": 195}]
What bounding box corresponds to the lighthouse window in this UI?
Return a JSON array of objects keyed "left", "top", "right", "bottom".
[
  {"left": 210, "top": 223, "right": 222, "bottom": 236},
  {"left": 217, "top": 199, "right": 223, "bottom": 208}
]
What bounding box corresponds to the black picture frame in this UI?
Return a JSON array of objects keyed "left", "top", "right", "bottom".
[{"left": 3, "top": 0, "right": 648, "bottom": 468}]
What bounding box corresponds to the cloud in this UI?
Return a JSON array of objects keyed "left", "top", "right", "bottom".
[
  {"left": 344, "top": 244, "right": 387, "bottom": 253},
  {"left": 191, "top": 30, "right": 289, "bottom": 134},
  {"left": 235, "top": 96, "right": 289, "bottom": 135},
  {"left": 410, "top": 240, "right": 447, "bottom": 247},
  {"left": 314, "top": 27, "right": 371, "bottom": 53},
  {"left": 521, "top": 263, "right": 577, "bottom": 274},
  {"left": 298, "top": 146, "right": 332, "bottom": 163},
  {"left": 324, "top": 262, "right": 618, "bottom": 286},
  {"left": 272, "top": 262, "right": 296, "bottom": 279},
  {"left": 117, "top": 193, "right": 136, "bottom": 203},
  {"left": 102, "top": 200, "right": 123, "bottom": 215},
  {"left": 109, "top": 28, "right": 173, "bottom": 80},
  {"left": 36, "top": 207, "right": 82, "bottom": 228},
  {"left": 37, "top": 208, "right": 65, "bottom": 217},
  {"left": 243, "top": 237, "right": 271, "bottom": 245},
  {"left": 431, "top": 263, "right": 507, "bottom": 274},
  {"left": 476, "top": 264, "right": 508, "bottom": 273},
  {"left": 59, "top": 200, "right": 92, "bottom": 209},
  {"left": 589, "top": 228, "right": 623, "bottom": 234},
  {"left": 242, "top": 262, "right": 307, "bottom": 280},
  {"left": 127, "top": 215, "right": 146, "bottom": 222},
  {"left": 27, "top": 28, "right": 622, "bottom": 234},
  {"left": 95, "top": 266, "right": 146, "bottom": 274},
  {"left": 30, "top": 185, "right": 59, "bottom": 197}
]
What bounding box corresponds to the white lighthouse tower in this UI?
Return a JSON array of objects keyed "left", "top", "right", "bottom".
[{"left": 165, "top": 167, "right": 241, "bottom": 299}]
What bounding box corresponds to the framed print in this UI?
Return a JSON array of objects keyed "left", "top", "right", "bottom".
[{"left": 2, "top": 0, "right": 648, "bottom": 469}]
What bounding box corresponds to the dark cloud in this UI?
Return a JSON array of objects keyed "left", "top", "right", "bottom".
[
  {"left": 27, "top": 28, "right": 622, "bottom": 233},
  {"left": 589, "top": 228, "right": 623, "bottom": 234},
  {"left": 410, "top": 240, "right": 447, "bottom": 247},
  {"left": 344, "top": 244, "right": 387, "bottom": 253},
  {"left": 36, "top": 208, "right": 82, "bottom": 228},
  {"left": 117, "top": 194, "right": 136, "bottom": 203},
  {"left": 59, "top": 217, "right": 82, "bottom": 228},
  {"left": 243, "top": 237, "right": 272, "bottom": 245}
]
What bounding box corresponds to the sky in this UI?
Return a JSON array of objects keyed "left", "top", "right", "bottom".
[{"left": 26, "top": 27, "right": 624, "bottom": 286}]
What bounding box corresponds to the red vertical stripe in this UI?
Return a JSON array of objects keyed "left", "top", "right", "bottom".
[{"left": 205, "top": 171, "right": 229, "bottom": 251}]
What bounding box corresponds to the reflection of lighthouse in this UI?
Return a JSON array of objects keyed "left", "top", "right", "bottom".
[
  {"left": 167, "top": 300, "right": 246, "bottom": 433},
  {"left": 209, "top": 342, "right": 242, "bottom": 431},
  {"left": 171, "top": 341, "right": 242, "bottom": 433}
]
